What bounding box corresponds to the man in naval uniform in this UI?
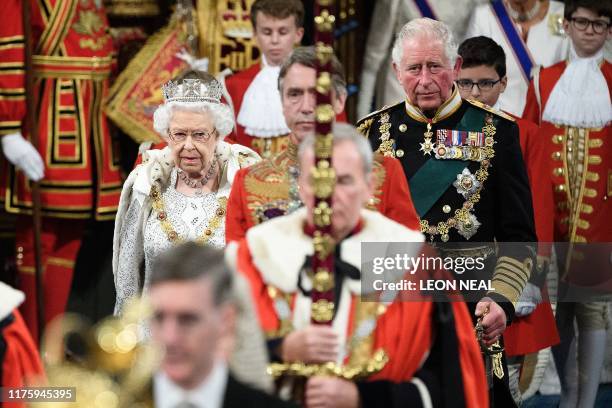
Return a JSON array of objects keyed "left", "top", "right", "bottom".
[{"left": 357, "top": 18, "right": 537, "bottom": 407}]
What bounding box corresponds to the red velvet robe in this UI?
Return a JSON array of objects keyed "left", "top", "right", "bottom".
[{"left": 234, "top": 212, "right": 488, "bottom": 407}]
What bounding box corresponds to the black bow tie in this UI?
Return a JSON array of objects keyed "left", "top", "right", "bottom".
[{"left": 298, "top": 244, "right": 361, "bottom": 321}]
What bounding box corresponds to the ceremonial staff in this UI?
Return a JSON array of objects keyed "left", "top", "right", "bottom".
[
  {"left": 21, "top": 0, "right": 45, "bottom": 343},
  {"left": 309, "top": 0, "right": 337, "bottom": 327}
]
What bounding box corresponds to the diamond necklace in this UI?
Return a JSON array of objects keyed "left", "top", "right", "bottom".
[{"left": 177, "top": 156, "right": 218, "bottom": 195}]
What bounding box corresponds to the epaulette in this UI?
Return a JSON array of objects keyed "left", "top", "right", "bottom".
[
  {"left": 464, "top": 99, "right": 515, "bottom": 122},
  {"left": 356, "top": 101, "right": 404, "bottom": 134}
]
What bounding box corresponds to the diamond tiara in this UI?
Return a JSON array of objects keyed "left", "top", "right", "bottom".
[{"left": 162, "top": 78, "right": 223, "bottom": 104}]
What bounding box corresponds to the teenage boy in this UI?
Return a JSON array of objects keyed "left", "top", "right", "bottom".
[{"left": 224, "top": 0, "right": 304, "bottom": 157}]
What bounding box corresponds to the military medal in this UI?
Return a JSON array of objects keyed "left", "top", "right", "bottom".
[
  {"left": 453, "top": 168, "right": 481, "bottom": 198},
  {"left": 435, "top": 129, "right": 486, "bottom": 161},
  {"left": 420, "top": 122, "right": 434, "bottom": 155}
]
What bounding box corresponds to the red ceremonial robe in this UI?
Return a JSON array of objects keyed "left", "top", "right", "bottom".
[{"left": 232, "top": 208, "right": 488, "bottom": 407}]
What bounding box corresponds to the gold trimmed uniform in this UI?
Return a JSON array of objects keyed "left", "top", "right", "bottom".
[
  {"left": 0, "top": 0, "right": 121, "bottom": 340},
  {"left": 358, "top": 89, "right": 537, "bottom": 405}
]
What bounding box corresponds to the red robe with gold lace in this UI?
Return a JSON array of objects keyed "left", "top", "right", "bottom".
[{"left": 231, "top": 208, "right": 487, "bottom": 407}]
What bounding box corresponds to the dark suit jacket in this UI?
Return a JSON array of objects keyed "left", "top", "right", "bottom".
[
  {"left": 143, "top": 373, "right": 298, "bottom": 408},
  {"left": 222, "top": 374, "right": 298, "bottom": 408}
]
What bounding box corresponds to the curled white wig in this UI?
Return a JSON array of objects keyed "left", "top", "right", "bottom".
[
  {"left": 391, "top": 18, "right": 458, "bottom": 67},
  {"left": 153, "top": 101, "right": 234, "bottom": 140}
]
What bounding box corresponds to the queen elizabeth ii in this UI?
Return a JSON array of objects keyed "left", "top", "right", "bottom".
[{"left": 112, "top": 73, "right": 260, "bottom": 314}]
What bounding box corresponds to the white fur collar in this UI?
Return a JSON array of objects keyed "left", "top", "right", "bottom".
[
  {"left": 246, "top": 207, "right": 424, "bottom": 294},
  {"left": 0, "top": 282, "right": 25, "bottom": 320},
  {"left": 133, "top": 141, "right": 260, "bottom": 199}
]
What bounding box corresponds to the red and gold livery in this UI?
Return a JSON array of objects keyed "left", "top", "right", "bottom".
[{"left": 0, "top": 0, "right": 122, "bottom": 220}]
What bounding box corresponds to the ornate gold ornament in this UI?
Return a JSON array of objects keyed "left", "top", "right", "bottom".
[
  {"left": 313, "top": 231, "right": 335, "bottom": 260},
  {"left": 313, "top": 268, "right": 334, "bottom": 292},
  {"left": 311, "top": 161, "right": 336, "bottom": 199},
  {"left": 311, "top": 299, "right": 335, "bottom": 323},
  {"left": 314, "top": 201, "right": 333, "bottom": 227}
]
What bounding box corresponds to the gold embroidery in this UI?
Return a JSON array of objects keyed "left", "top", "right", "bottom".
[
  {"left": 576, "top": 219, "right": 590, "bottom": 230},
  {"left": 588, "top": 155, "right": 602, "bottom": 165},
  {"left": 580, "top": 204, "right": 593, "bottom": 214},
  {"left": 357, "top": 118, "right": 373, "bottom": 135},
  {"left": 588, "top": 139, "right": 603, "bottom": 148},
  {"left": 376, "top": 112, "right": 395, "bottom": 157},
  {"left": 585, "top": 172, "right": 600, "bottom": 182}
]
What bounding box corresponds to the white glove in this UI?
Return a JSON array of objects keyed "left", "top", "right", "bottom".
[
  {"left": 515, "top": 282, "right": 542, "bottom": 317},
  {"left": 1, "top": 132, "right": 45, "bottom": 181}
]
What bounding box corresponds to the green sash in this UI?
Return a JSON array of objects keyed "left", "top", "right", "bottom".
[{"left": 409, "top": 107, "right": 488, "bottom": 217}]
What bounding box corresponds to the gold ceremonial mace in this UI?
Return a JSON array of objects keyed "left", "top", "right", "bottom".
[
  {"left": 21, "top": 0, "right": 45, "bottom": 345},
  {"left": 297, "top": 0, "right": 338, "bottom": 403}
]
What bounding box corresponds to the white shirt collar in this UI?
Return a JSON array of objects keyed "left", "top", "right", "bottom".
[{"left": 153, "top": 360, "right": 229, "bottom": 408}]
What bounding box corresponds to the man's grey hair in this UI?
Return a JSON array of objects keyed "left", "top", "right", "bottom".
[
  {"left": 150, "top": 242, "right": 233, "bottom": 306},
  {"left": 391, "top": 18, "right": 458, "bottom": 67},
  {"left": 278, "top": 46, "right": 347, "bottom": 97},
  {"left": 298, "top": 123, "right": 373, "bottom": 176}
]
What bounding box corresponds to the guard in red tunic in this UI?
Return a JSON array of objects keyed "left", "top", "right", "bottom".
[
  {"left": 224, "top": 0, "right": 304, "bottom": 157},
  {"left": 522, "top": 2, "right": 611, "bottom": 405},
  {"left": 226, "top": 47, "right": 420, "bottom": 243},
  {"left": 0, "top": 0, "right": 122, "bottom": 341}
]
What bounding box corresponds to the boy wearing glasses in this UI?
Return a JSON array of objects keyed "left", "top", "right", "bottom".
[
  {"left": 522, "top": 1, "right": 611, "bottom": 407},
  {"left": 457, "top": 35, "right": 560, "bottom": 405}
]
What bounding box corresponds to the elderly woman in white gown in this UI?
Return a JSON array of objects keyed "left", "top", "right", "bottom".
[
  {"left": 112, "top": 74, "right": 271, "bottom": 390},
  {"left": 113, "top": 73, "right": 259, "bottom": 311}
]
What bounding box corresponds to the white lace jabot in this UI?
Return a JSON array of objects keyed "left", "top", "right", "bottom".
[
  {"left": 543, "top": 46, "right": 611, "bottom": 128},
  {"left": 236, "top": 55, "right": 290, "bottom": 138}
]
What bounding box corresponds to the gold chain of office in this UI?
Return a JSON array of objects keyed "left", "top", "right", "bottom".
[{"left": 149, "top": 184, "right": 227, "bottom": 245}]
